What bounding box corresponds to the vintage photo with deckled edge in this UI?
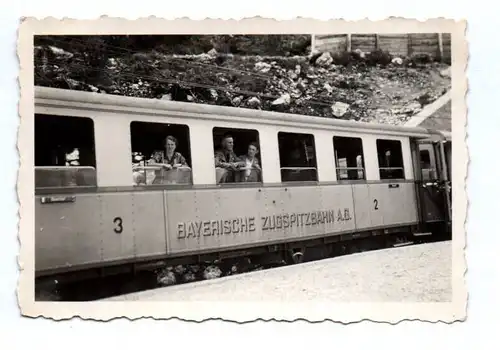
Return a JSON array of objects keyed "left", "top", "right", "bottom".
[{"left": 17, "top": 17, "right": 468, "bottom": 323}]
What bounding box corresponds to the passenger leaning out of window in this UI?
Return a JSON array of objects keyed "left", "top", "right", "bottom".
[
  {"left": 214, "top": 134, "right": 244, "bottom": 169},
  {"left": 239, "top": 142, "right": 261, "bottom": 182},
  {"left": 214, "top": 134, "right": 245, "bottom": 183},
  {"left": 148, "top": 135, "right": 188, "bottom": 170}
]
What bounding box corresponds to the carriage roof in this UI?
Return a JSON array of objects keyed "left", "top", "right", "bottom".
[{"left": 35, "top": 86, "right": 450, "bottom": 140}]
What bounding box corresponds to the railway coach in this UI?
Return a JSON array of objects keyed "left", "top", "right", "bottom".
[{"left": 33, "top": 86, "right": 452, "bottom": 284}]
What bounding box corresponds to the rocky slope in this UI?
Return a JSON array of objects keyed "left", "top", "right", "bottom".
[{"left": 34, "top": 42, "right": 451, "bottom": 126}]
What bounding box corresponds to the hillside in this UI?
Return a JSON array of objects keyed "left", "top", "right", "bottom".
[{"left": 34, "top": 35, "right": 451, "bottom": 125}]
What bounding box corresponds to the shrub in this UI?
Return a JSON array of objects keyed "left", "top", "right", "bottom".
[
  {"left": 331, "top": 51, "right": 363, "bottom": 66},
  {"left": 408, "top": 53, "right": 434, "bottom": 65},
  {"left": 365, "top": 49, "right": 392, "bottom": 66}
]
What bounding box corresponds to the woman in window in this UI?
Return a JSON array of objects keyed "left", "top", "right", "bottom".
[{"left": 149, "top": 135, "right": 188, "bottom": 170}]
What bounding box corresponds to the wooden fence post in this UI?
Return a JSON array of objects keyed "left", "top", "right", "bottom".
[
  {"left": 375, "top": 34, "right": 380, "bottom": 51},
  {"left": 346, "top": 34, "right": 352, "bottom": 52},
  {"left": 437, "top": 33, "right": 444, "bottom": 62},
  {"left": 311, "top": 34, "right": 316, "bottom": 52},
  {"left": 407, "top": 34, "right": 412, "bottom": 56}
]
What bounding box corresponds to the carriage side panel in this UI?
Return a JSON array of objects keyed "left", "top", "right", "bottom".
[
  {"left": 36, "top": 190, "right": 167, "bottom": 275},
  {"left": 352, "top": 182, "right": 418, "bottom": 231},
  {"left": 164, "top": 185, "right": 356, "bottom": 255},
  {"left": 164, "top": 188, "right": 263, "bottom": 254},
  {"left": 98, "top": 193, "right": 136, "bottom": 264},
  {"left": 35, "top": 193, "right": 104, "bottom": 274},
  {"left": 278, "top": 185, "right": 355, "bottom": 239},
  {"left": 131, "top": 191, "right": 168, "bottom": 259},
  {"left": 367, "top": 182, "right": 418, "bottom": 227},
  {"left": 351, "top": 184, "right": 372, "bottom": 230}
]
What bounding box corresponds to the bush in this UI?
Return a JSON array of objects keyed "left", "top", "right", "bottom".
[
  {"left": 219, "top": 35, "right": 311, "bottom": 56},
  {"left": 331, "top": 51, "right": 363, "bottom": 66},
  {"left": 408, "top": 53, "right": 434, "bottom": 65},
  {"left": 365, "top": 49, "right": 393, "bottom": 66},
  {"left": 36, "top": 35, "right": 313, "bottom": 59}
]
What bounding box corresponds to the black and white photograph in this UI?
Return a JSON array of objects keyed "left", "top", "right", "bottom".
[{"left": 17, "top": 18, "right": 467, "bottom": 322}]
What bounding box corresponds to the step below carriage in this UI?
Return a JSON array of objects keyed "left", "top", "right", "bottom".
[{"left": 34, "top": 86, "right": 452, "bottom": 284}]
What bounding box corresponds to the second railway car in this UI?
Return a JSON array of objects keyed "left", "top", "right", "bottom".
[{"left": 34, "top": 86, "right": 452, "bottom": 283}]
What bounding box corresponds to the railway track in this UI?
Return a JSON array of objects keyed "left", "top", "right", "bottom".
[{"left": 35, "top": 232, "right": 449, "bottom": 302}]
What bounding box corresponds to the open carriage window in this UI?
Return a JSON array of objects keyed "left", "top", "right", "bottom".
[
  {"left": 376, "top": 139, "right": 405, "bottom": 180},
  {"left": 278, "top": 132, "right": 318, "bottom": 182},
  {"left": 212, "top": 127, "right": 262, "bottom": 184},
  {"left": 333, "top": 136, "right": 365, "bottom": 180},
  {"left": 420, "top": 149, "right": 431, "bottom": 168},
  {"left": 130, "top": 121, "right": 192, "bottom": 186},
  {"left": 419, "top": 148, "right": 438, "bottom": 181},
  {"left": 35, "top": 114, "right": 97, "bottom": 189}
]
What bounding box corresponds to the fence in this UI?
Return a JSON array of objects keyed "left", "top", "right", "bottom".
[{"left": 312, "top": 33, "right": 451, "bottom": 62}]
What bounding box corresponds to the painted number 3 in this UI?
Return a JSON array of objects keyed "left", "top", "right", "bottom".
[
  {"left": 373, "top": 199, "right": 379, "bottom": 210},
  {"left": 113, "top": 217, "right": 123, "bottom": 234}
]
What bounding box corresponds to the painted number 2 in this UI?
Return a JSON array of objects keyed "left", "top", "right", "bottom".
[
  {"left": 113, "top": 217, "right": 123, "bottom": 234},
  {"left": 373, "top": 199, "right": 379, "bottom": 210}
]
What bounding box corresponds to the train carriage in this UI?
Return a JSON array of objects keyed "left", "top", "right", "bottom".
[{"left": 34, "top": 86, "right": 452, "bottom": 283}]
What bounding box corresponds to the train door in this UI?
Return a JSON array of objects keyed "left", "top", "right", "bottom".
[
  {"left": 414, "top": 140, "right": 452, "bottom": 233},
  {"left": 444, "top": 140, "right": 452, "bottom": 196}
]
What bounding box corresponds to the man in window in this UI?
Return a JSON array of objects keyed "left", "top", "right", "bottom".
[
  {"left": 214, "top": 134, "right": 244, "bottom": 183},
  {"left": 238, "top": 142, "right": 261, "bottom": 182}
]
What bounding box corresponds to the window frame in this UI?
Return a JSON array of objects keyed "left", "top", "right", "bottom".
[
  {"left": 277, "top": 131, "right": 319, "bottom": 184},
  {"left": 34, "top": 114, "right": 98, "bottom": 190},
  {"left": 212, "top": 126, "right": 263, "bottom": 187},
  {"left": 129, "top": 120, "right": 193, "bottom": 187},
  {"left": 419, "top": 148, "right": 438, "bottom": 181},
  {"left": 420, "top": 149, "right": 432, "bottom": 168},
  {"left": 376, "top": 138, "right": 406, "bottom": 180},
  {"left": 332, "top": 135, "right": 366, "bottom": 182}
]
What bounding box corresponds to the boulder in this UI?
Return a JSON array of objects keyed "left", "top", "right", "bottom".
[
  {"left": 207, "top": 48, "right": 218, "bottom": 57},
  {"left": 391, "top": 57, "right": 403, "bottom": 65},
  {"left": 157, "top": 270, "right": 176, "bottom": 286},
  {"left": 323, "top": 83, "right": 333, "bottom": 93},
  {"left": 247, "top": 96, "right": 261, "bottom": 108},
  {"left": 272, "top": 93, "right": 291, "bottom": 106},
  {"left": 315, "top": 52, "right": 333, "bottom": 67},
  {"left": 182, "top": 272, "right": 196, "bottom": 283},
  {"left": 331, "top": 101, "right": 350, "bottom": 117},
  {"left": 232, "top": 95, "right": 243, "bottom": 106},
  {"left": 209, "top": 89, "right": 218, "bottom": 100},
  {"left": 203, "top": 265, "right": 222, "bottom": 280},
  {"left": 440, "top": 67, "right": 451, "bottom": 78},
  {"left": 254, "top": 62, "right": 272, "bottom": 73}
]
